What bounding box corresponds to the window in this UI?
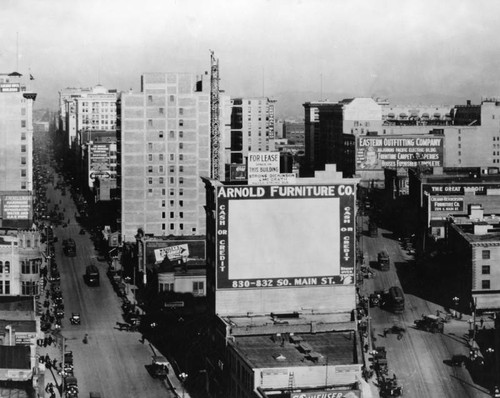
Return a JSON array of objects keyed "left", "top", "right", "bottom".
[
  {"left": 179, "top": 131, "right": 184, "bottom": 138},
  {"left": 21, "top": 145, "right": 26, "bottom": 153},
  {"left": 482, "top": 250, "right": 490, "bottom": 259},
  {"left": 21, "top": 157, "right": 26, "bottom": 165},
  {"left": 179, "top": 154, "right": 184, "bottom": 161},
  {"left": 162, "top": 223, "right": 166, "bottom": 231},
  {"left": 159, "top": 131, "right": 164, "bottom": 138},
  {"left": 180, "top": 223, "right": 184, "bottom": 230},
  {"left": 159, "top": 177, "right": 164, "bottom": 184},
  {"left": 179, "top": 119, "right": 184, "bottom": 127},
  {"left": 4, "top": 261, "right": 10, "bottom": 273},
  {"left": 162, "top": 188, "right": 166, "bottom": 195},
  {"left": 21, "top": 169, "right": 26, "bottom": 177},
  {"left": 148, "top": 143, "right": 153, "bottom": 150},
  {"left": 0, "top": 261, "right": 3, "bottom": 273},
  {"left": 179, "top": 177, "right": 184, "bottom": 184},
  {"left": 162, "top": 212, "right": 166, "bottom": 219},
  {"left": 169, "top": 154, "right": 175, "bottom": 161},
  {"left": 22, "top": 261, "right": 30, "bottom": 274},
  {"left": 148, "top": 166, "right": 153, "bottom": 173},
  {"left": 179, "top": 143, "right": 183, "bottom": 149},
  {"left": 180, "top": 212, "right": 184, "bottom": 219},
  {"left": 4, "top": 281, "right": 9, "bottom": 294},
  {"left": 482, "top": 265, "right": 490, "bottom": 274},
  {"left": 170, "top": 223, "right": 174, "bottom": 230},
  {"left": 169, "top": 95, "right": 175, "bottom": 102},
  {"left": 148, "top": 95, "right": 153, "bottom": 103},
  {"left": 159, "top": 154, "right": 164, "bottom": 161},
  {"left": 148, "top": 178, "right": 153, "bottom": 185},
  {"left": 21, "top": 120, "right": 26, "bottom": 128},
  {"left": 170, "top": 200, "right": 174, "bottom": 206},
  {"left": 179, "top": 166, "right": 184, "bottom": 173},
  {"left": 159, "top": 107, "right": 164, "bottom": 114},
  {"left": 162, "top": 200, "right": 166, "bottom": 207},
  {"left": 170, "top": 177, "right": 175, "bottom": 184},
  {"left": 148, "top": 119, "right": 153, "bottom": 127},
  {"left": 179, "top": 200, "right": 183, "bottom": 207},
  {"left": 21, "top": 132, "right": 26, "bottom": 140},
  {"left": 159, "top": 282, "right": 174, "bottom": 292},
  {"left": 169, "top": 166, "right": 175, "bottom": 173},
  {"left": 179, "top": 108, "right": 184, "bottom": 115},
  {"left": 193, "top": 281, "right": 204, "bottom": 296},
  {"left": 159, "top": 165, "right": 164, "bottom": 173},
  {"left": 21, "top": 182, "right": 26, "bottom": 189},
  {"left": 482, "top": 280, "right": 491, "bottom": 289}
]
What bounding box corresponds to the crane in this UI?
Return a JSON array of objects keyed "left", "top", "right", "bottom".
[{"left": 210, "top": 50, "right": 220, "bottom": 180}]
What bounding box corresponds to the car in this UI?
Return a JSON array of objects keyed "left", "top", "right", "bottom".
[{"left": 70, "top": 313, "right": 81, "bottom": 325}]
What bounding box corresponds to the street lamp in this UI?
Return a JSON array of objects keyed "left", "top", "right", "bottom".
[{"left": 179, "top": 372, "right": 188, "bottom": 398}]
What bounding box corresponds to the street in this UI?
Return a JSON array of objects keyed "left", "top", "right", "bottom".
[
  {"left": 360, "top": 228, "right": 492, "bottom": 398},
  {"left": 43, "top": 172, "right": 175, "bottom": 398}
]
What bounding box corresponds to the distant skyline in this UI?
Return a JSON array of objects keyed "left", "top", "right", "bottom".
[{"left": 2, "top": 0, "right": 500, "bottom": 117}]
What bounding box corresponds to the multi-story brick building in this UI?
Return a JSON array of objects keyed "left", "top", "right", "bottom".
[{"left": 119, "top": 72, "right": 211, "bottom": 240}]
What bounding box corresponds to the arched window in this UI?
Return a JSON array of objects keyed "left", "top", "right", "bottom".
[
  {"left": 0, "top": 261, "right": 3, "bottom": 273},
  {"left": 4, "top": 261, "right": 10, "bottom": 273}
]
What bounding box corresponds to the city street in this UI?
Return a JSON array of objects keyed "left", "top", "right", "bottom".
[
  {"left": 360, "top": 228, "right": 492, "bottom": 398},
  {"left": 43, "top": 172, "right": 175, "bottom": 398}
]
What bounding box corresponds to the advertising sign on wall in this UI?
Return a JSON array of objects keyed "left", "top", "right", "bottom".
[
  {"left": 215, "top": 184, "right": 356, "bottom": 289},
  {"left": 248, "top": 152, "right": 280, "bottom": 185},
  {"left": 356, "top": 136, "right": 444, "bottom": 170},
  {"left": 229, "top": 164, "right": 247, "bottom": 181},
  {"left": 144, "top": 240, "right": 205, "bottom": 267},
  {"left": 88, "top": 142, "right": 115, "bottom": 187},
  {"left": 423, "top": 183, "right": 500, "bottom": 196},
  {"left": 2, "top": 195, "right": 31, "bottom": 220},
  {"left": 291, "top": 390, "right": 360, "bottom": 398},
  {"left": 430, "top": 197, "right": 464, "bottom": 212}
]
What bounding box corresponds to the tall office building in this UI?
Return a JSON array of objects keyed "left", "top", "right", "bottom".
[
  {"left": 120, "top": 72, "right": 211, "bottom": 241},
  {"left": 223, "top": 97, "right": 276, "bottom": 178},
  {"left": 0, "top": 72, "right": 36, "bottom": 229}
]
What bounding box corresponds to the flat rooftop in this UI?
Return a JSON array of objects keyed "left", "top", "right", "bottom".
[
  {"left": 0, "top": 320, "right": 36, "bottom": 333},
  {"left": 0, "top": 345, "right": 30, "bottom": 370},
  {"left": 234, "top": 331, "right": 356, "bottom": 368}
]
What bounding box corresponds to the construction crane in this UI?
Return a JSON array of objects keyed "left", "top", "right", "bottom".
[{"left": 210, "top": 50, "right": 220, "bottom": 180}]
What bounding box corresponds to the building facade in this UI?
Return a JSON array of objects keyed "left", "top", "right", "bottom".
[
  {"left": 120, "top": 73, "right": 211, "bottom": 241},
  {"left": 0, "top": 72, "right": 36, "bottom": 229},
  {"left": 0, "top": 229, "right": 42, "bottom": 297},
  {"left": 447, "top": 209, "right": 500, "bottom": 313},
  {"left": 202, "top": 166, "right": 364, "bottom": 397},
  {"left": 224, "top": 97, "right": 276, "bottom": 180}
]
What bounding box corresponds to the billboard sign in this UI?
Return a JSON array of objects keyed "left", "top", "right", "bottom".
[
  {"left": 229, "top": 164, "right": 247, "bottom": 181},
  {"left": 144, "top": 240, "right": 205, "bottom": 267},
  {"left": 423, "top": 183, "right": 500, "bottom": 196},
  {"left": 88, "top": 142, "right": 116, "bottom": 186},
  {"left": 430, "top": 197, "right": 464, "bottom": 212},
  {"left": 215, "top": 184, "right": 355, "bottom": 289},
  {"left": 356, "top": 136, "right": 444, "bottom": 170},
  {"left": 291, "top": 390, "right": 360, "bottom": 398},
  {"left": 2, "top": 195, "right": 31, "bottom": 220},
  {"left": 154, "top": 244, "right": 190, "bottom": 263},
  {"left": 248, "top": 152, "right": 280, "bottom": 185}
]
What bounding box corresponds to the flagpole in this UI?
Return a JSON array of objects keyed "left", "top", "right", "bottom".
[{"left": 16, "top": 32, "right": 19, "bottom": 71}]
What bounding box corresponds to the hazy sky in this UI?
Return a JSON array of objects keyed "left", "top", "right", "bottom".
[{"left": 2, "top": 0, "right": 500, "bottom": 115}]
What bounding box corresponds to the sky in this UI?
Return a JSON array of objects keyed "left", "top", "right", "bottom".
[{"left": 2, "top": 0, "right": 500, "bottom": 117}]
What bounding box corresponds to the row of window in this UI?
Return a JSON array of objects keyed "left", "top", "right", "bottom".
[
  {"left": 148, "top": 177, "right": 185, "bottom": 185},
  {"left": 158, "top": 281, "right": 204, "bottom": 295},
  {"left": 0, "top": 281, "right": 10, "bottom": 295},
  {"left": 0, "top": 262, "right": 10, "bottom": 273},
  {"left": 148, "top": 166, "right": 184, "bottom": 173}
]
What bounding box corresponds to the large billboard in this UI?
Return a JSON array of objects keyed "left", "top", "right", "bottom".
[
  {"left": 215, "top": 184, "right": 355, "bottom": 290},
  {"left": 430, "top": 197, "right": 464, "bottom": 212},
  {"left": 1, "top": 194, "right": 32, "bottom": 220},
  {"left": 356, "top": 136, "right": 444, "bottom": 170},
  {"left": 144, "top": 239, "right": 206, "bottom": 267},
  {"left": 88, "top": 142, "right": 116, "bottom": 187},
  {"left": 248, "top": 152, "right": 280, "bottom": 185},
  {"left": 423, "top": 183, "right": 500, "bottom": 196}
]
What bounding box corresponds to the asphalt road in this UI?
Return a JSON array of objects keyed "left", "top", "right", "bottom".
[
  {"left": 44, "top": 173, "right": 175, "bottom": 398},
  {"left": 360, "top": 229, "right": 492, "bottom": 398}
]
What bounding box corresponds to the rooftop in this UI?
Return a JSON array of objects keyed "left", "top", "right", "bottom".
[
  {"left": 0, "top": 345, "right": 31, "bottom": 370},
  {"left": 233, "top": 330, "right": 357, "bottom": 368},
  {"left": 0, "top": 320, "right": 36, "bottom": 333}
]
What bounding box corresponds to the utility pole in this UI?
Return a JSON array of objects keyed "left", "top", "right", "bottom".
[{"left": 209, "top": 50, "right": 220, "bottom": 180}]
